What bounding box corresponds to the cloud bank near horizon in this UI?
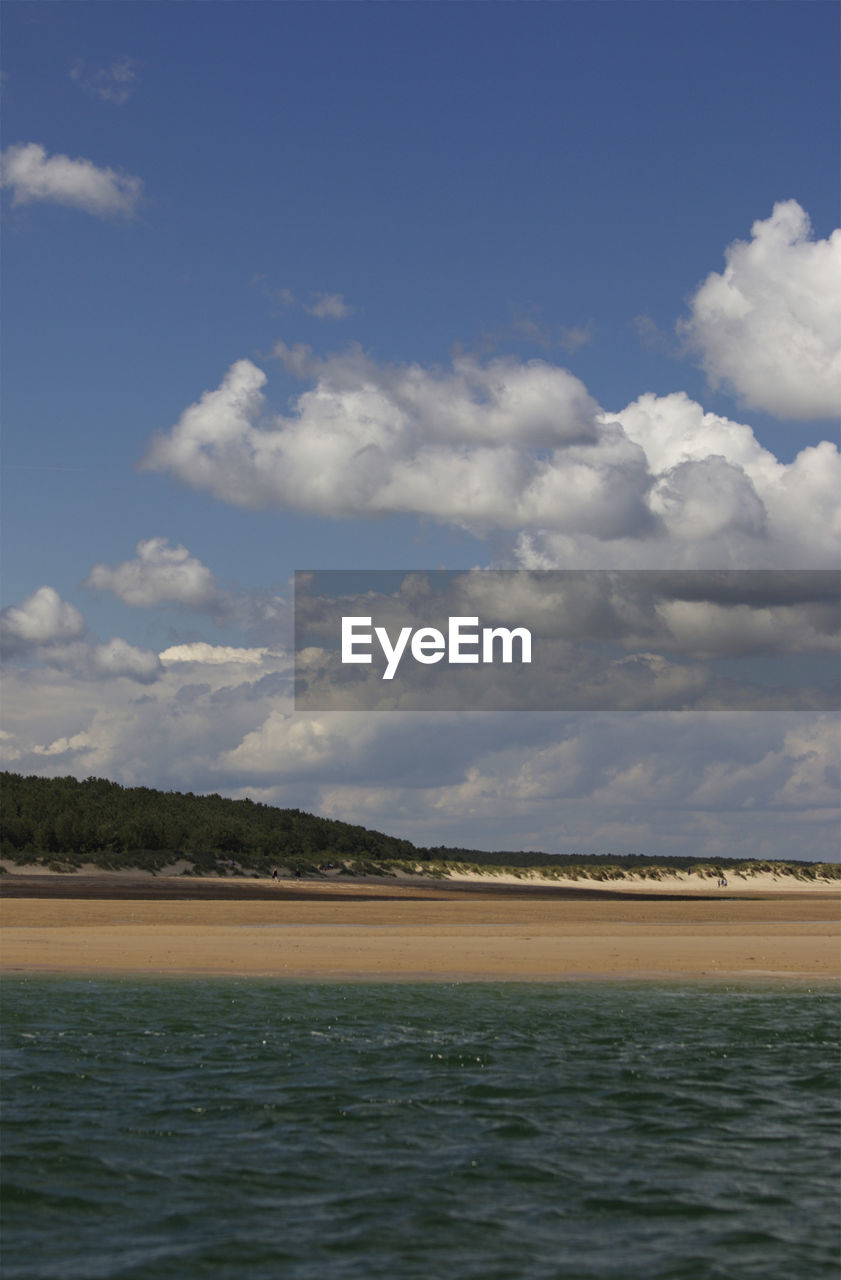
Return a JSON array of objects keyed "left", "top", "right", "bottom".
[{"left": 1, "top": 639, "right": 836, "bottom": 862}]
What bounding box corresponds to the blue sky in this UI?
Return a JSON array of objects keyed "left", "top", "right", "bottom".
[{"left": 1, "top": 2, "right": 839, "bottom": 860}]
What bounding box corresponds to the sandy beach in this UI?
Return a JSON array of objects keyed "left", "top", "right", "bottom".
[{"left": 1, "top": 873, "right": 838, "bottom": 981}]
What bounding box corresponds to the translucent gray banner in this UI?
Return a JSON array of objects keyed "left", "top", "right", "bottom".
[{"left": 294, "top": 570, "right": 840, "bottom": 711}]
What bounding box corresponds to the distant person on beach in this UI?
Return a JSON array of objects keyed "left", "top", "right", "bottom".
[{"left": 271, "top": 868, "right": 278, "bottom": 880}]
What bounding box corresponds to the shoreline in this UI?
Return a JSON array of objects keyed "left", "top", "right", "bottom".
[
  {"left": 5, "top": 971, "right": 837, "bottom": 986},
  {"left": 2, "top": 873, "right": 838, "bottom": 982},
  {"left": 2, "top": 864, "right": 838, "bottom": 897}
]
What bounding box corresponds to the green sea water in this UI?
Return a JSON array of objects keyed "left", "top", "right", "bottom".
[{"left": 1, "top": 980, "right": 838, "bottom": 1279}]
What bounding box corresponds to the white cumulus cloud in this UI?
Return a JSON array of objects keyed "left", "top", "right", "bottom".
[
  {"left": 680, "top": 201, "right": 841, "bottom": 420},
  {"left": 0, "top": 587, "right": 85, "bottom": 654},
  {"left": 85, "top": 538, "right": 221, "bottom": 609},
  {"left": 1, "top": 142, "right": 142, "bottom": 217},
  {"left": 140, "top": 350, "right": 648, "bottom": 538},
  {"left": 141, "top": 352, "right": 840, "bottom": 569},
  {"left": 0, "top": 586, "right": 160, "bottom": 683},
  {"left": 91, "top": 638, "right": 161, "bottom": 683}
]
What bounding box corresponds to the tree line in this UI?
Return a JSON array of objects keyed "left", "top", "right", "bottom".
[
  {"left": 0, "top": 771, "right": 835, "bottom": 879},
  {"left": 0, "top": 772, "right": 417, "bottom": 873}
]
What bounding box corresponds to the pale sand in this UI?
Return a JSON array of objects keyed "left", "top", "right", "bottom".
[
  {"left": 446, "top": 870, "right": 840, "bottom": 894},
  {"left": 2, "top": 878, "right": 839, "bottom": 980}
]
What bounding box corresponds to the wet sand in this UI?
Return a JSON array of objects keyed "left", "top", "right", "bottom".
[{"left": 2, "top": 875, "right": 838, "bottom": 980}]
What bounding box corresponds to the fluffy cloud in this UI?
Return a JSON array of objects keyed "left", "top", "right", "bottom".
[
  {"left": 91, "top": 638, "right": 161, "bottom": 683},
  {"left": 84, "top": 538, "right": 289, "bottom": 641},
  {"left": 680, "top": 201, "right": 841, "bottom": 420},
  {"left": 518, "top": 392, "right": 840, "bottom": 568},
  {"left": 11, "top": 636, "right": 161, "bottom": 685},
  {"left": 0, "top": 143, "right": 142, "bottom": 217},
  {"left": 0, "top": 587, "right": 85, "bottom": 654},
  {"left": 0, "top": 586, "right": 160, "bottom": 683},
  {"left": 140, "top": 351, "right": 647, "bottom": 535},
  {"left": 85, "top": 538, "right": 222, "bottom": 609},
  {"left": 140, "top": 206, "right": 840, "bottom": 564},
  {"left": 141, "top": 352, "right": 840, "bottom": 568}
]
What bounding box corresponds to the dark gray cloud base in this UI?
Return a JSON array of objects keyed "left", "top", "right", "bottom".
[{"left": 295, "top": 570, "right": 840, "bottom": 712}]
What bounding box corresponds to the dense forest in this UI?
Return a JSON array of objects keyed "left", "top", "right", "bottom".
[
  {"left": 0, "top": 772, "right": 417, "bottom": 874},
  {"left": 0, "top": 772, "right": 837, "bottom": 881}
]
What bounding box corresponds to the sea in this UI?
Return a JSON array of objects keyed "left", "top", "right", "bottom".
[{"left": 1, "top": 979, "right": 839, "bottom": 1280}]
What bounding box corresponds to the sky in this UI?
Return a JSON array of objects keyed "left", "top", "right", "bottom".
[{"left": 1, "top": 1, "right": 839, "bottom": 861}]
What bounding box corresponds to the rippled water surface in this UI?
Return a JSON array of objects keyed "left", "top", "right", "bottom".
[{"left": 2, "top": 980, "right": 839, "bottom": 1279}]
